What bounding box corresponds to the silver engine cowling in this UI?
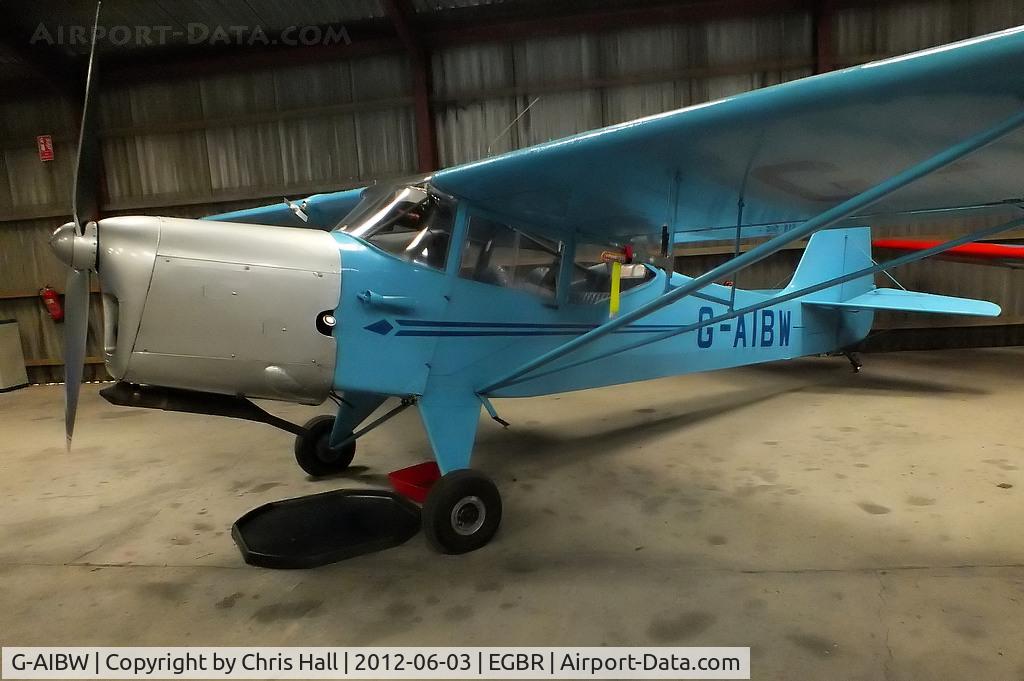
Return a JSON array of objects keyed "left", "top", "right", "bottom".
[{"left": 56, "top": 216, "right": 341, "bottom": 405}]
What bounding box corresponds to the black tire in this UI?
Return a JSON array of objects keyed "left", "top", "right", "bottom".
[
  {"left": 423, "top": 469, "right": 502, "bottom": 554},
  {"left": 294, "top": 415, "right": 356, "bottom": 477}
]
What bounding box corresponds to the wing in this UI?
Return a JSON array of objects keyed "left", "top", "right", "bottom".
[
  {"left": 874, "top": 238, "right": 1024, "bottom": 268},
  {"left": 431, "top": 27, "right": 1024, "bottom": 244},
  {"left": 203, "top": 187, "right": 365, "bottom": 229}
]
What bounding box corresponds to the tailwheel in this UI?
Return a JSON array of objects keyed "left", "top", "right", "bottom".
[
  {"left": 294, "top": 415, "right": 356, "bottom": 477},
  {"left": 843, "top": 350, "right": 864, "bottom": 373},
  {"left": 423, "top": 469, "right": 502, "bottom": 554}
]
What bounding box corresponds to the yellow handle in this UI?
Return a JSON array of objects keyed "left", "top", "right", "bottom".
[{"left": 609, "top": 261, "right": 622, "bottom": 318}]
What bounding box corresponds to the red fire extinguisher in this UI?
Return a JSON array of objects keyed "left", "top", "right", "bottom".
[{"left": 40, "top": 285, "right": 64, "bottom": 323}]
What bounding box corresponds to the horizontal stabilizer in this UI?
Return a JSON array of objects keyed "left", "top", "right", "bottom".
[{"left": 803, "top": 288, "right": 1001, "bottom": 317}]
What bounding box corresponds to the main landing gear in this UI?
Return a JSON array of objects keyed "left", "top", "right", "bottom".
[
  {"left": 294, "top": 415, "right": 356, "bottom": 477},
  {"left": 294, "top": 395, "right": 503, "bottom": 554},
  {"left": 422, "top": 469, "right": 502, "bottom": 554}
]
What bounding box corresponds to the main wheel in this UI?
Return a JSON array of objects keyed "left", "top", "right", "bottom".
[
  {"left": 422, "top": 469, "right": 502, "bottom": 554},
  {"left": 294, "top": 415, "right": 355, "bottom": 477}
]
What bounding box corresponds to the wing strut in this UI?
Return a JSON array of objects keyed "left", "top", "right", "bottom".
[
  {"left": 492, "top": 213, "right": 1024, "bottom": 389},
  {"left": 480, "top": 107, "right": 1024, "bottom": 395}
]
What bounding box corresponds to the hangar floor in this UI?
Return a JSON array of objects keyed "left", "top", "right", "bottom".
[{"left": 1, "top": 348, "right": 1021, "bottom": 679}]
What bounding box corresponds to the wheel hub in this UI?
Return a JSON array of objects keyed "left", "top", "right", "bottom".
[
  {"left": 451, "top": 496, "right": 486, "bottom": 536},
  {"left": 317, "top": 438, "right": 341, "bottom": 463}
]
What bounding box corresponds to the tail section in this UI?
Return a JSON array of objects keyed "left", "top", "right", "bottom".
[{"left": 790, "top": 226, "right": 1001, "bottom": 318}]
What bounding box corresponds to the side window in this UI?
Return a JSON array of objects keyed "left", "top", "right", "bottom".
[
  {"left": 569, "top": 243, "right": 655, "bottom": 305},
  {"left": 459, "top": 215, "right": 561, "bottom": 299},
  {"left": 569, "top": 243, "right": 613, "bottom": 305}
]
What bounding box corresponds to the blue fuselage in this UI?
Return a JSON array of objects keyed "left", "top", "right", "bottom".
[{"left": 330, "top": 231, "right": 872, "bottom": 400}]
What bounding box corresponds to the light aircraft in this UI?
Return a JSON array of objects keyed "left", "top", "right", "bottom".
[{"left": 50, "top": 8, "right": 1024, "bottom": 553}]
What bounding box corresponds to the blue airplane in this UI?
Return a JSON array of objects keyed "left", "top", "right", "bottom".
[{"left": 50, "top": 9, "right": 1024, "bottom": 553}]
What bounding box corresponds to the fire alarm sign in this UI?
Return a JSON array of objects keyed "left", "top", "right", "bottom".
[{"left": 37, "top": 135, "right": 54, "bottom": 162}]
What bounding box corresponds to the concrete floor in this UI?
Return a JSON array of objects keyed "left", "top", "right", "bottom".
[{"left": 1, "top": 348, "right": 1022, "bottom": 680}]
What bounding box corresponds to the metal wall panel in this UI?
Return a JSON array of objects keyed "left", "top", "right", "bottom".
[
  {"left": 354, "top": 108, "right": 417, "bottom": 177},
  {"left": 274, "top": 62, "right": 354, "bottom": 109},
  {"left": 201, "top": 70, "right": 279, "bottom": 117},
  {"left": 434, "top": 13, "right": 813, "bottom": 165},
  {"left": 970, "top": 0, "right": 1024, "bottom": 33},
  {"left": 835, "top": 0, "right": 968, "bottom": 61},
  {"left": 0, "top": 151, "right": 12, "bottom": 213},
  {"left": 433, "top": 43, "right": 517, "bottom": 165},
  {"left": 86, "top": 54, "right": 414, "bottom": 209},
  {"left": 102, "top": 131, "right": 213, "bottom": 203},
  {"left": 277, "top": 115, "right": 362, "bottom": 189},
  {"left": 204, "top": 123, "right": 284, "bottom": 192},
  {"left": 4, "top": 144, "right": 75, "bottom": 210},
  {"left": 601, "top": 26, "right": 690, "bottom": 125},
  {"left": 1, "top": 95, "right": 77, "bottom": 216}
]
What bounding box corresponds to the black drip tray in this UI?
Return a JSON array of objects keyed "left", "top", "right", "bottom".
[{"left": 232, "top": 489, "right": 421, "bottom": 569}]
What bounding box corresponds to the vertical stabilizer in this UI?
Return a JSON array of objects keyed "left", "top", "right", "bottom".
[{"left": 785, "top": 226, "right": 874, "bottom": 302}]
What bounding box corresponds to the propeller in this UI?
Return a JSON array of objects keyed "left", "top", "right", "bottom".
[
  {"left": 62, "top": 270, "right": 90, "bottom": 443},
  {"left": 73, "top": 3, "right": 101, "bottom": 237},
  {"left": 53, "top": 2, "right": 102, "bottom": 448}
]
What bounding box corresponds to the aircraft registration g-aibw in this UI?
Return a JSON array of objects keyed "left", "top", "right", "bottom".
[{"left": 50, "top": 8, "right": 1024, "bottom": 553}]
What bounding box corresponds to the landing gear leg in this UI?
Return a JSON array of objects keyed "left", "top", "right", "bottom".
[
  {"left": 294, "top": 391, "right": 386, "bottom": 477},
  {"left": 843, "top": 350, "right": 863, "bottom": 373},
  {"left": 417, "top": 391, "right": 500, "bottom": 553}
]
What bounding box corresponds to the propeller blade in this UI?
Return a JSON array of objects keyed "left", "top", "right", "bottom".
[
  {"left": 72, "top": 2, "right": 102, "bottom": 234},
  {"left": 63, "top": 269, "right": 90, "bottom": 448}
]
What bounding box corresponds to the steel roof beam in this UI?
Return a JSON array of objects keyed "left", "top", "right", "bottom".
[{"left": 813, "top": 0, "right": 836, "bottom": 74}]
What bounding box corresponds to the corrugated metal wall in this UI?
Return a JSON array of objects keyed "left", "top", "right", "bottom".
[
  {"left": 433, "top": 14, "right": 813, "bottom": 166},
  {"left": 3, "top": 0, "right": 1024, "bottom": 383}
]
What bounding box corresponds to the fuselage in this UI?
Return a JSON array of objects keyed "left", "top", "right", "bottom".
[
  {"left": 332, "top": 229, "right": 872, "bottom": 400},
  {"left": 72, "top": 189, "right": 872, "bottom": 407}
]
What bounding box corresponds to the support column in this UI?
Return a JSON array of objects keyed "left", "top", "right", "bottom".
[
  {"left": 813, "top": 0, "right": 835, "bottom": 75},
  {"left": 385, "top": 0, "right": 439, "bottom": 173}
]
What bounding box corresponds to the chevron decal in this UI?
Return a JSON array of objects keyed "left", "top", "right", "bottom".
[{"left": 364, "top": 319, "right": 395, "bottom": 336}]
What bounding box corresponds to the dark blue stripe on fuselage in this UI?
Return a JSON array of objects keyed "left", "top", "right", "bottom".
[
  {"left": 395, "top": 319, "right": 679, "bottom": 330},
  {"left": 394, "top": 328, "right": 688, "bottom": 337}
]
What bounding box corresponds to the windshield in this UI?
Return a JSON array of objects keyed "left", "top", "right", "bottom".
[{"left": 336, "top": 185, "right": 455, "bottom": 270}]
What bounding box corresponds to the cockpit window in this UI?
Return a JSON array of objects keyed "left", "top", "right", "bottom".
[{"left": 336, "top": 185, "right": 454, "bottom": 270}]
